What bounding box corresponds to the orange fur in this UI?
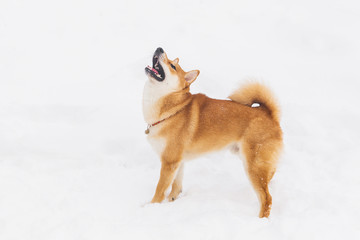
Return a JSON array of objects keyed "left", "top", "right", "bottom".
[
  {"left": 143, "top": 48, "right": 283, "bottom": 218},
  {"left": 229, "top": 82, "right": 281, "bottom": 123}
]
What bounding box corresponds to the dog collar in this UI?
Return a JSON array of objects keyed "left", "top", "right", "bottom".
[
  {"left": 145, "top": 119, "right": 165, "bottom": 134},
  {"left": 145, "top": 107, "right": 186, "bottom": 134}
]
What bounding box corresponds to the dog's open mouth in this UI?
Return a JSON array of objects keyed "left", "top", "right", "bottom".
[{"left": 145, "top": 55, "right": 165, "bottom": 81}]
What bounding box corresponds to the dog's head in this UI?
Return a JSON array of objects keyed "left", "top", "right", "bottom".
[{"left": 145, "top": 48, "right": 200, "bottom": 92}]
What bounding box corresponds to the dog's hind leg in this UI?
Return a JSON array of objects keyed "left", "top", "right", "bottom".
[
  {"left": 168, "top": 162, "right": 184, "bottom": 201},
  {"left": 241, "top": 140, "right": 281, "bottom": 218}
]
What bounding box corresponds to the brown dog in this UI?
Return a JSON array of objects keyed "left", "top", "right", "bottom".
[{"left": 143, "top": 48, "right": 283, "bottom": 218}]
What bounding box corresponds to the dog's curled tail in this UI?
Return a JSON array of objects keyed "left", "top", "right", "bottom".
[{"left": 229, "top": 82, "right": 281, "bottom": 123}]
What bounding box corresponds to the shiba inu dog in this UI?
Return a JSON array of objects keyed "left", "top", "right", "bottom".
[{"left": 143, "top": 47, "right": 283, "bottom": 218}]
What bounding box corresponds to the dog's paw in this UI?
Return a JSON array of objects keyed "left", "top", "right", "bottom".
[{"left": 168, "top": 189, "right": 182, "bottom": 202}]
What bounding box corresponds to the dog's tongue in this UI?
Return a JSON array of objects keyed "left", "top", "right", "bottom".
[{"left": 147, "top": 65, "right": 159, "bottom": 74}]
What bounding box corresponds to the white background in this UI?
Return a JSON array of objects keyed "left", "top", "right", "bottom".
[{"left": 1, "top": 0, "right": 360, "bottom": 239}]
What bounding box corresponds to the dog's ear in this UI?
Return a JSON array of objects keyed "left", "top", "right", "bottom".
[
  {"left": 185, "top": 70, "right": 200, "bottom": 84},
  {"left": 173, "top": 58, "right": 179, "bottom": 64}
]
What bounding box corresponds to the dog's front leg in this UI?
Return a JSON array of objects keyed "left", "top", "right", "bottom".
[
  {"left": 168, "top": 162, "right": 184, "bottom": 201},
  {"left": 151, "top": 148, "right": 182, "bottom": 203}
]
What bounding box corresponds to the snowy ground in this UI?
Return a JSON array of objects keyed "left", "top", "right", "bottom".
[{"left": 1, "top": 0, "right": 360, "bottom": 239}]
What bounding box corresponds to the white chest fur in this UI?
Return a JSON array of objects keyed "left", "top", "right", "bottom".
[
  {"left": 143, "top": 80, "right": 168, "bottom": 157},
  {"left": 142, "top": 76, "right": 180, "bottom": 124},
  {"left": 143, "top": 75, "right": 180, "bottom": 157},
  {"left": 143, "top": 81, "right": 160, "bottom": 124},
  {"left": 147, "top": 133, "right": 166, "bottom": 157}
]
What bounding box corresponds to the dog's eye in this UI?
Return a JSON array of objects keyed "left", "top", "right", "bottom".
[{"left": 170, "top": 64, "right": 176, "bottom": 70}]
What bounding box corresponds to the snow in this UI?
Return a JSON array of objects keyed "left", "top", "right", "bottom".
[{"left": 1, "top": 0, "right": 360, "bottom": 239}]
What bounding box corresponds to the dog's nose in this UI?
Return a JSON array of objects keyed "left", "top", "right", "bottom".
[{"left": 155, "top": 47, "right": 164, "bottom": 54}]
